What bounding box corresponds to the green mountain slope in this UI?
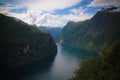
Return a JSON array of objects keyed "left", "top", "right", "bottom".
[
  {"left": 62, "top": 11, "right": 120, "bottom": 52},
  {"left": 0, "top": 14, "right": 57, "bottom": 68},
  {"left": 36, "top": 26, "right": 62, "bottom": 43},
  {"left": 62, "top": 10, "right": 120, "bottom": 80},
  {"left": 69, "top": 41, "right": 120, "bottom": 80}
]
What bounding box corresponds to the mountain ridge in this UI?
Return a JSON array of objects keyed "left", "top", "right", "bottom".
[
  {"left": 35, "top": 26, "right": 62, "bottom": 43},
  {"left": 0, "top": 14, "right": 57, "bottom": 68},
  {"left": 61, "top": 11, "right": 120, "bottom": 52}
]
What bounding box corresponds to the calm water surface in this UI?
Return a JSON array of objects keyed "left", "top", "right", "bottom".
[{"left": 6, "top": 44, "right": 99, "bottom": 80}]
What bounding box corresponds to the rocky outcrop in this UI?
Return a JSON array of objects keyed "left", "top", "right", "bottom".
[{"left": 0, "top": 14, "right": 57, "bottom": 68}]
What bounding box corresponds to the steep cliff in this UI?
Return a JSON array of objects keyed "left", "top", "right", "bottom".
[
  {"left": 36, "top": 26, "right": 62, "bottom": 43},
  {"left": 0, "top": 14, "right": 57, "bottom": 68},
  {"left": 62, "top": 11, "right": 120, "bottom": 52}
]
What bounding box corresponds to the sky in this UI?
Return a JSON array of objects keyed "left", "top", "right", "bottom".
[{"left": 0, "top": 0, "right": 120, "bottom": 27}]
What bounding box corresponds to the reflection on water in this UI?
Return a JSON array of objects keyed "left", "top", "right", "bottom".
[{"left": 4, "top": 44, "right": 99, "bottom": 80}]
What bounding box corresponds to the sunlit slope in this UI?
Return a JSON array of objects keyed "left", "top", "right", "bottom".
[{"left": 62, "top": 11, "right": 120, "bottom": 51}]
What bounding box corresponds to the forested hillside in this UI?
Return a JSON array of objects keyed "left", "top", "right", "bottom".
[
  {"left": 70, "top": 41, "right": 120, "bottom": 80},
  {"left": 37, "top": 26, "right": 62, "bottom": 43},
  {"left": 62, "top": 10, "right": 120, "bottom": 80},
  {"left": 62, "top": 11, "right": 120, "bottom": 52},
  {"left": 0, "top": 14, "right": 57, "bottom": 68}
]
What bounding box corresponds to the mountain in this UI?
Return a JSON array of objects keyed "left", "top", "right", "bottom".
[
  {"left": 36, "top": 26, "right": 62, "bottom": 43},
  {"left": 62, "top": 11, "right": 120, "bottom": 52},
  {"left": 70, "top": 41, "right": 120, "bottom": 80},
  {"left": 0, "top": 14, "right": 57, "bottom": 68},
  {"left": 64, "top": 10, "right": 120, "bottom": 80}
]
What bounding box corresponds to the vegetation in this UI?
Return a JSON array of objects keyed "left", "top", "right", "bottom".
[
  {"left": 36, "top": 26, "right": 62, "bottom": 43},
  {"left": 62, "top": 11, "right": 120, "bottom": 80},
  {"left": 69, "top": 42, "right": 120, "bottom": 80},
  {"left": 62, "top": 11, "right": 120, "bottom": 52},
  {"left": 0, "top": 14, "right": 57, "bottom": 68}
]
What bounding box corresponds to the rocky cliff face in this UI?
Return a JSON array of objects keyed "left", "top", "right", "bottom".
[
  {"left": 62, "top": 11, "right": 120, "bottom": 52},
  {"left": 0, "top": 14, "right": 57, "bottom": 68}
]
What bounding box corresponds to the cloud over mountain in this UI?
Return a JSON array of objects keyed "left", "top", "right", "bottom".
[
  {"left": 1, "top": 0, "right": 112, "bottom": 27},
  {"left": 88, "top": 0, "right": 120, "bottom": 7}
]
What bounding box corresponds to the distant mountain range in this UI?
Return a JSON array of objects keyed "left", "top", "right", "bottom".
[
  {"left": 0, "top": 14, "right": 57, "bottom": 68},
  {"left": 34, "top": 26, "right": 62, "bottom": 43},
  {"left": 62, "top": 11, "right": 120, "bottom": 52}
]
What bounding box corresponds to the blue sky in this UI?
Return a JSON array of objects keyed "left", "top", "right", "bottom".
[{"left": 0, "top": 0, "right": 120, "bottom": 27}]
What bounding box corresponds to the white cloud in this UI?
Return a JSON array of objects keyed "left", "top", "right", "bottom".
[
  {"left": 61, "top": 7, "right": 93, "bottom": 22},
  {"left": 0, "top": 0, "right": 93, "bottom": 27},
  {"left": 0, "top": 7, "right": 92, "bottom": 27},
  {"left": 8, "top": 11, "right": 65, "bottom": 27},
  {"left": 61, "top": 14, "right": 92, "bottom": 22},
  {"left": 88, "top": 0, "right": 120, "bottom": 7},
  {"left": 34, "top": 13, "right": 65, "bottom": 27},
  {"left": 19, "top": 0, "right": 82, "bottom": 12},
  {"left": 70, "top": 7, "right": 85, "bottom": 15}
]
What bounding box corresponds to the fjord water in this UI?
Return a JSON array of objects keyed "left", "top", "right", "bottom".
[{"left": 7, "top": 44, "right": 98, "bottom": 80}]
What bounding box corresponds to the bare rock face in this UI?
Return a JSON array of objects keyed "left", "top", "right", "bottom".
[{"left": 0, "top": 14, "right": 57, "bottom": 68}]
